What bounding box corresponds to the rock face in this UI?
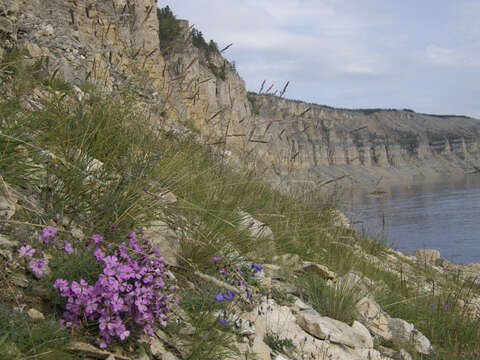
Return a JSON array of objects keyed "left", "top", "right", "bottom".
[
  {"left": 2, "top": 0, "right": 167, "bottom": 90},
  {"left": 246, "top": 94, "right": 480, "bottom": 190},
  {"left": 296, "top": 309, "right": 373, "bottom": 349},
  {"left": 355, "top": 297, "right": 432, "bottom": 355}
]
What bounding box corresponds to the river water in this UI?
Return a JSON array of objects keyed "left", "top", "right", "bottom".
[{"left": 345, "top": 175, "right": 480, "bottom": 264}]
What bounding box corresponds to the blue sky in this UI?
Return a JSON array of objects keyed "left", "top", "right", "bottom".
[{"left": 161, "top": 1, "right": 480, "bottom": 118}]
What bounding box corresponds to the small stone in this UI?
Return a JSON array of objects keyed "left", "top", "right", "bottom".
[
  {"left": 44, "top": 24, "right": 54, "bottom": 36},
  {"left": 238, "top": 211, "right": 274, "bottom": 240},
  {"left": 71, "top": 227, "right": 85, "bottom": 239},
  {"left": 273, "top": 253, "right": 302, "bottom": 272},
  {"left": 395, "top": 348, "right": 413, "bottom": 360},
  {"left": 67, "top": 341, "right": 130, "bottom": 360},
  {"left": 27, "top": 308, "right": 45, "bottom": 321},
  {"left": 143, "top": 220, "right": 180, "bottom": 267},
  {"left": 292, "top": 297, "right": 312, "bottom": 312},
  {"left": 150, "top": 337, "right": 166, "bottom": 356},
  {"left": 159, "top": 190, "right": 177, "bottom": 204},
  {"left": 301, "top": 261, "right": 336, "bottom": 280},
  {"left": 22, "top": 42, "right": 43, "bottom": 57}
]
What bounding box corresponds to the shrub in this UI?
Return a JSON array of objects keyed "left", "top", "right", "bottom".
[
  {"left": 157, "top": 6, "right": 182, "bottom": 54},
  {"left": 299, "top": 274, "right": 361, "bottom": 324}
]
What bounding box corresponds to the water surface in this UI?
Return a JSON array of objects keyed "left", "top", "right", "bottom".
[{"left": 346, "top": 176, "right": 480, "bottom": 264}]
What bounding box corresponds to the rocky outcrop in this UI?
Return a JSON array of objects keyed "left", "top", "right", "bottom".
[
  {"left": 245, "top": 95, "right": 480, "bottom": 190},
  {"left": 355, "top": 296, "right": 432, "bottom": 355}
]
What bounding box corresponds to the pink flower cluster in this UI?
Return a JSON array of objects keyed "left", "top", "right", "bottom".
[
  {"left": 19, "top": 226, "right": 74, "bottom": 277},
  {"left": 53, "top": 231, "right": 177, "bottom": 349}
]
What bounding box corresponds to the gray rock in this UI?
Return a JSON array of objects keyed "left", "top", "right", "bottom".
[
  {"left": 66, "top": 341, "right": 130, "bottom": 360},
  {"left": 238, "top": 211, "right": 274, "bottom": 240},
  {"left": 143, "top": 220, "right": 180, "bottom": 267},
  {"left": 395, "top": 349, "right": 413, "bottom": 360},
  {"left": 273, "top": 253, "right": 303, "bottom": 272},
  {"left": 296, "top": 309, "right": 373, "bottom": 349},
  {"left": 27, "top": 308, "right": 45, "bottom": 321},
  {"left": 355, "top": 296, "right": 432, "bottom": 355},
  {"left": 301, "top": 261, "right": 336, "bottom": 280}
]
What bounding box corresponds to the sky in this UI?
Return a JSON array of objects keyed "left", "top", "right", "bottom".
[{"left": 161, "top": 1, "right": 480, "bottom": 118}]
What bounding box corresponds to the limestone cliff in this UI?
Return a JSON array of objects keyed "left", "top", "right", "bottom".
[
  {"left": 245, "top": 94, "right": 480, "bottom": 190},
  {"left": 3, "top": 0, "right": 480, "bottom": 191}
]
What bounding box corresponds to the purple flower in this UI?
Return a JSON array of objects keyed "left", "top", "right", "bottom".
[
  {"left": 29, "top": 259, "right": 46, "bottom": 277},
  {"left": 215, "top": 293, "right": 224, "bottom": 302},
  {"left": 53, "top": 279, "right": 69, "bottom": 293},
  {"left": 218, "top": 319, "right": 226, "bottom": 326},
  {"left": 109, "top": 221, "right": 119, "bottom": 231},
  {"left": 252, "top": 263, "right": 263, "bottom": 272},
  {"left": 53, "top": 230, "right": 177, "bottom": 349},
  {"left": 224, "top": 290, "right": 235, "bottom": 302},
  {"left": 91, "top": 234, "right": 104, "bottom": 245},
  {"left": 43, "top": 226, "right": 58, "bottom": 238},
  {"left": 219, "top": 268, "right": 226, "bottom": 275},
  {"left": 19, "top": 245, "right": 35, "bottom": 257},
  {"left": 93, "top": 248, "right": 106, "bottom": 261},
  {"left": 64, "top": 241, "right": 74, "bottom": 254},
  {"left": 212, "top": 256, "right": 221, "bottom": 262}
]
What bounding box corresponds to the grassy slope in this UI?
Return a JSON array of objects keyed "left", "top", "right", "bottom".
[{"left": 0, "top": 48, "right": 479, "bottom": 359}]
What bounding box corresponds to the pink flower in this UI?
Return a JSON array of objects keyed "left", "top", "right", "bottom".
[
  {"left": 42, "top": 226, "right": 58, "bottom": 238},
  {"left": 38, "top": 225, "right": 58, "bottom": 244},
  {"left": 91, "top": 234, "right": 104, "bottom": 245},
  {"left": 212, "top": 256, "right": 221, "bottom": 262},
  {"left": 64, "top": 241, "right": 74, "bottom": 254},
  {"left": 93, "top": 248, "right": 106, "bottom": 261},
  {"left": 19, "top": 245, "right": 35, "bottom": 257},
  {"left": 29, "top": 259, "right": 46, "bottom": 277}
]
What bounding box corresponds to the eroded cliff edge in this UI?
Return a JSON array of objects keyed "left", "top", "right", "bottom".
[
  {"left": 3, "top": 0, "right": 480, "bottom": 192},
  {"left": 246, "top": 95, "right": 480, "bottom": 191}
]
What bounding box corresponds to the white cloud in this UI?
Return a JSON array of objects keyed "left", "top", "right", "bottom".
[
  {"left": 166, "top": 0, "right": 386, "bottom": 79},
  {"left": 425, "top": 44, "right": 480, "bottom": 67}
]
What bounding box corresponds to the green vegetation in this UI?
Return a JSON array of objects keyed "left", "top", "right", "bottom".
[
  {"left": 0, "top": 304, "right": 69, "bottom": 360},
  {"left": 157, "top": 6, "right": 183, "bottom": 54},
  {"left": 299, "top": 274, "right": 361, "bottom": 324},
  {"left": 191, "top": 28, "right": 219, "bottom": 56},
  {"left": 157, "top": 5, "right": 228, "bottom": 80},
  {"left": 264, "top": 332, "right": 294, "bottom": 355}
]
